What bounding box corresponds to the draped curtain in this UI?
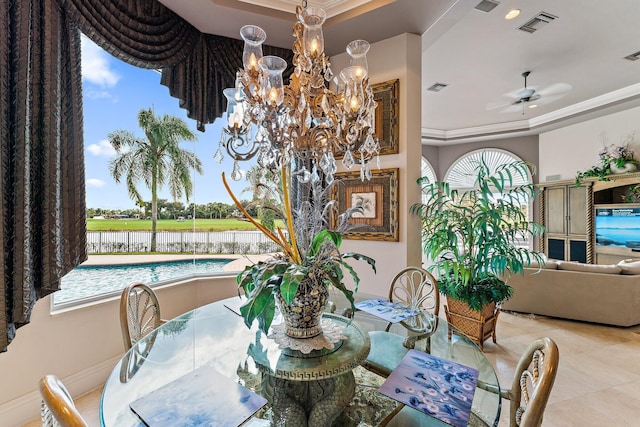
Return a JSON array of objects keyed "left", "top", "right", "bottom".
[
  {"left": 60, "top": 0, "right": 294, "bottom": 131},
  {"left": 1, "top": 0, "right": 292, "bottom": 351},
  {"left": 0, "top": 0, "right": 87, "bottom": 352}
]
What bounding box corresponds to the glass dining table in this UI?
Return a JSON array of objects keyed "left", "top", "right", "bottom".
[{"left": 100, "top": 293, "right": 501, "bottom": 427}]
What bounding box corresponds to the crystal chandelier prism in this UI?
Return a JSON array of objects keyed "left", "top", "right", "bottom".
[{"left": 215, "top": 1, "right": 380, "bottom": 184}]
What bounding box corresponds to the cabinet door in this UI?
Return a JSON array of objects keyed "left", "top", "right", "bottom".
[
  {"left": 567, "top": 186, "right": 588, "bottom": 235},
  {"left": 545, "top": 186, "right": 567, "bottom": 234}
]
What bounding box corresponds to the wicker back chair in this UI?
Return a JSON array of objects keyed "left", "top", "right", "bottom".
[
  {"left": 362, "top": 267, "right": 440, "bottom": 378},
  {"left": 39, "top": 374, "right": 88, "bottom": 427},
  {"left": 388, "top": 266, "right": 439, "bottom": 324},
  {"left": 120, "top": 283, "right": 164, "bottom": 351},
  {"left": 504, "top": 337, "right": 559, "bottom": 426},
  {"left": 477, "top": 336, "right": 559, "bottom": 426}
]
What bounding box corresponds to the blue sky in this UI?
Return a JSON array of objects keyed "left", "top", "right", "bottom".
[{"left": 81, "top": 36, "right": 254, "bottom": 210}]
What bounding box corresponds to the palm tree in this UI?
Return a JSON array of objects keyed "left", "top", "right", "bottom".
[
  {"left": 108, "top": 108, "right": 203, "bottom": 251},
  {"left": 242, "top": 165, "right": 282, "bottom": 231}
]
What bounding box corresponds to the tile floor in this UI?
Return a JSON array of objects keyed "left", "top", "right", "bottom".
[{"left": 23, "top": 310, "right": 640, "bottom": 426}]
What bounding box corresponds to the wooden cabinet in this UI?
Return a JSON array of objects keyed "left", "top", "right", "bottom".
[
  {"left": 541, "top": 173, "right": 640, "bottom": 264},
  {"left": 541, "top": 182, "right": 592, "bottom": 263}
]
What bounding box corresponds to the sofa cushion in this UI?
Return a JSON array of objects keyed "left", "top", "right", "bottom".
[
  {"left": 527, "top": 259, "right": 558, "bottom": 269},
  {"left": 557, "top": 261, "right": 621, "bottom": 274},
  {"left": 617, "top": 258, "right": 640, "bottom": 275}
]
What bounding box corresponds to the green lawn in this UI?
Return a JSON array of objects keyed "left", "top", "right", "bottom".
[{"left": 87, "top": 218, "right": 261, "bottom": 231}]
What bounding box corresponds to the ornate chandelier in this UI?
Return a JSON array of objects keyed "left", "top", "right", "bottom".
[{"left": 215, "top": 0, "right": 380, "bottom": 185}]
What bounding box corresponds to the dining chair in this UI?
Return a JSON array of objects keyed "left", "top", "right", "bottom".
[
  {"left": 120, "top": 282, "right": 165, "bottom": 351},
  {"left": 39, "top": 374, "right": 88, "bottom": 427},
  {"left": 479, "top": 336, "right": 560, "bottom": 427},
  {"left": 362, "top": 266, "right": 440, "bottom": 378}
]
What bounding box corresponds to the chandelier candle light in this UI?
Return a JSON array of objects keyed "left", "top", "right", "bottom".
[{"left": 215, "top": 0, "right": 380, "bottom": 184}]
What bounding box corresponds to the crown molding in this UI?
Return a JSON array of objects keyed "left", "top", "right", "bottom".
[{"left": 422, "top": 82, "right": 640, "bottom": 145}]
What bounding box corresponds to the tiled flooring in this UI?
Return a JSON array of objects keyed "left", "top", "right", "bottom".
[{"left": 23, "top": 310, "right": 640, "bottom": 426}]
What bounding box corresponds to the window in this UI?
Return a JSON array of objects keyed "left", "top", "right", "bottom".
[{"left": 445, "top": 149, "right": 533, "bottom": 248}]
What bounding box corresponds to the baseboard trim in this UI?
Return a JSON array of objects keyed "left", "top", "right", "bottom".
[{"left": 0, "top": 354, "right": 120, "bottom": 426}]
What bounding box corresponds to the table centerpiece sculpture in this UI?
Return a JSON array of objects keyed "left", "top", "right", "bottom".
[{"left": 223, "top": 169, "right": 375, "bottom": 339}]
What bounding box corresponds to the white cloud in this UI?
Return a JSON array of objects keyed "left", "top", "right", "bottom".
[
  {"left": 86, "top": 178, "right": 107, "bottom": 188},
  {"left": 85, "top": 89, "right": 119, "bottom": 103},
  {"left": 81, "top": 36, "right": 120, "bottom": 87},
  {"left": 87, "top": 140, "right": 117, "bottom": 157}
]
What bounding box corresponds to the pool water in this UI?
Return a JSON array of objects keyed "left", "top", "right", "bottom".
[{"left": 55, "top": 259, "right": 232, "bottom": 304}]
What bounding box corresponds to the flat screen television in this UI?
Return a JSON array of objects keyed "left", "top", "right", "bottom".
[{"left": 595, "top": 204, "right": 640, "bottom": 249}]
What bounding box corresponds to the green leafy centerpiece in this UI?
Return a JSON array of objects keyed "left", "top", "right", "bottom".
[{"left": 222, "top": 166, "right": 375, "bottom": 338}]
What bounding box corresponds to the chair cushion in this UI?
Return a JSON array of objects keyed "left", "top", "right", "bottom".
[{"left": 365, "top": 331, "right": 410, "bottom": 377}]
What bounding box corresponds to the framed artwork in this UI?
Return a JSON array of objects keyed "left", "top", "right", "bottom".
[
  {"left": 372, "top": 79, "right": 399, "bottom": 155},
  {"left": 331, "top": 168, "right": 399, "bottom": 241}
]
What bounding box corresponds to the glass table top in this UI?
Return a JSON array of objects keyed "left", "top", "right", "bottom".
[{"left": 100, "top": 294, "right": 501, "bottom": 427}]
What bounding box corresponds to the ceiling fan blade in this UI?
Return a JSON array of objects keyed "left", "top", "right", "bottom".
[
  {"left": 486, "top": 100, "right": 513, "bottom": 111},
  {"left": 500, "top": 104, "right": 525, "bottom": 113},
  {"left": 537, "top": 82, "right": 572, "bottom": 97}
]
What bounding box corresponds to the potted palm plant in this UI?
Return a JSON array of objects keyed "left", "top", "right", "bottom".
[
  {"left": 410, "top": 153, "right": 545, "bottom": 349},
  {"left": 222, "top": 166, "right": 375, "bottom": 338}
]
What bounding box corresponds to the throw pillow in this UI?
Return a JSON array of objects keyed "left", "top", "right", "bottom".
[{"left": 617, "top": 258, "right": 640, "bottom": 275}]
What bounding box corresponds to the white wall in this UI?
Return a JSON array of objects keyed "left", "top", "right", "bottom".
[
  {"left": 0, "top": 276, "right": 238, "bottom": 426},
  {"left": 539, "top": 106, "right": 640, "bottom": 182},
  {"left": 331, "top": 33, "right": 423, "bottom": 297}
]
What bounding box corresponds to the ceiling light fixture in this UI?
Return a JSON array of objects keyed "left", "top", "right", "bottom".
[
  {"left": 528, "top": 104, "right": 538, "bottom": 109},
  {"left": 505, "top": 9, "right": 520, "bottom": 20},
  {"left": 216, "top": 0, "right": 379, "bottom": 184}
]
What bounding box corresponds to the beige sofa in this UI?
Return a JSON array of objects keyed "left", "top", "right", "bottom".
[{"left": 501, "top": 259, "right": 640, "bottom": 327}]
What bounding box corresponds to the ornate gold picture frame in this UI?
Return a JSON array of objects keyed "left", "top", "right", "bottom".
[
  {"left": 372, "top": 79, "right": 399, "bottom": 155},
  {"left": 331, "top": 168, "right": 399, "bottom": 241}
]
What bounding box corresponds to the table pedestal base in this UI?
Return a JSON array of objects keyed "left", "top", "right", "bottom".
[{"left": 261, "top": 371, "right": 356, "bottom": 427}]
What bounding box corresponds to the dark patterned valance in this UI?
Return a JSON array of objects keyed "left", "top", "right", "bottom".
[
  {"left": 60, "top": 0, "right": 294, "bottom": 130},
  {"left": 0, "top": 0, "right": 87, "bottom": 352}
]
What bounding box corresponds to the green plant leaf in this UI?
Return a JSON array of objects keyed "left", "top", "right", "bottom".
[
  {"left": 280, "top": 265, "right": 306, "bottom": 304},
  {"left": 239, "top": 285, "right": 275, "bottom": 329}
]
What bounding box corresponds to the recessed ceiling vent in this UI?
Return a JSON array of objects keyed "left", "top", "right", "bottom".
[
  {"left": 426, "top": 83, "right": 448, "bottom": 92},
  {"left": 518, "top": 12, "right": 558, "bottom": 33},
  {"left": 624, "top": 50, "right": 640, "bottom": 61},
  {"left": 474, "top": 0, "right": 499, "bottom": 13}
]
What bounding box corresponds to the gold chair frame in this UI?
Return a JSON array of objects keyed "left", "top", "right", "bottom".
[
  {"left": 39, "top": 374, "right": 88, "bottom": 427},
  {"left": 120, "top": 282, "right": 164, "bottom": 351},
  {"left": 479, "top": 336, "right": 559, "bottom": 427},
  {"left": 362, "top": 266, "right": 440, "bottom": 378}
]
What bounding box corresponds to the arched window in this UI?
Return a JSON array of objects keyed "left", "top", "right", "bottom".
[
  {"left": 444, "top": 149, "right": 530, "bottom": 190},
  {"left": 444, "top": 149, "right": 534, "bottom": 248},
  {"left": 420, "top": 157, "right": 437, "bottom": 203}
]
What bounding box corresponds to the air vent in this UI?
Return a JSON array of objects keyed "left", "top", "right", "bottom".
[
  {"left": 426, "top": 83, "right": 448, "bottom": 92},
  {"left": 624, "top": 50, "right": 640, "bottom": 61},
  {"left": 518, "top": 11, "right": 558, "bottom": 33},
  {"left": 474, "top": 0, "right": 499, "bottom": 13}
]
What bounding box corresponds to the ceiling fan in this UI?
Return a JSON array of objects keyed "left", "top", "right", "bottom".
[
  {"left": 513, "top": 71, "right": 539, "bottom": 105},
  {"left": 486, "top": 71, "right": 571, "bottom": 113}
]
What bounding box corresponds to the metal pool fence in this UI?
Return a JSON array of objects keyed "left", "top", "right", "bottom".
[{"left": 86, "top": 231, "right": 284, "bottom": 254}]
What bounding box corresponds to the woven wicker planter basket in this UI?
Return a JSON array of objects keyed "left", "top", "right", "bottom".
[{"left": 444, "top": 297, "right": 499, "bottom": 351}]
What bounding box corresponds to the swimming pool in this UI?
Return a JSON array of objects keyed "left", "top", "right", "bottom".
[{"left": 54, "top": 258, "right": 233, "bottom": 305}]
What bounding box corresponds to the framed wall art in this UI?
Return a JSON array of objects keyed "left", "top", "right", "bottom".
[
  {"left": 372, "top": 79, "right": 399, "bottom": 155},
  {"left": 331, "top": 168, "right": 399, "bottom": 241}
]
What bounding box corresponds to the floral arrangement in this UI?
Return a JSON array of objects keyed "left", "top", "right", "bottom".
[
  {"left": 622, "top": 183, "right": 640, "bottom": 203},
  {"left": 222, "top": 166, "right": 376, "bottom": 334},
  {"left": 599, "top": 143, "right": 637, "bottom": 169},
  {"left": 575, "top": 134, "right": 639, "bottom": 185}
]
